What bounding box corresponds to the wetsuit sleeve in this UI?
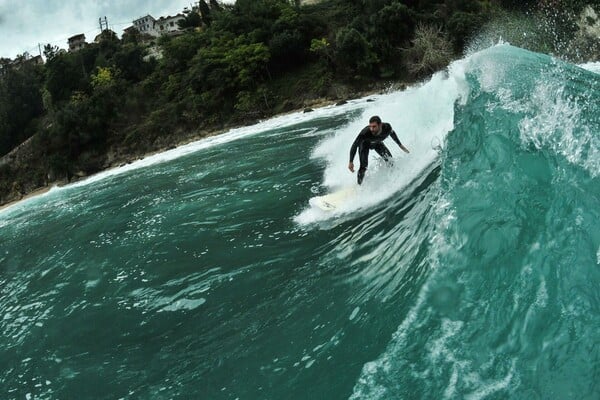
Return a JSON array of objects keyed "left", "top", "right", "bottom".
[
  {"left": 390, "top": 129, "right": 402, "bottom": 147},
  {"left": 349, "top": 129, "right": 366, "bottom": 162}
]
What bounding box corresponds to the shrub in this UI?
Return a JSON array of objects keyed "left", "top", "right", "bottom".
[{"left": 404, "top": 24, "right": 453, "bottom": 78}]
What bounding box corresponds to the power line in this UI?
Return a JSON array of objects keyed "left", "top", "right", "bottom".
[{"left": 14, "top": 25, "right": 109, "bottom": 58}]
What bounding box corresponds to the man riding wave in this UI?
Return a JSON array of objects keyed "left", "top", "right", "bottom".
[{"left": 348, "top": 116, "right": 410, "bottom": 184}]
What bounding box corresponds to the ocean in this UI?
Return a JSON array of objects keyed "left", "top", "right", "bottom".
[{"left": 1, "top": 44, "right": 599, "bottom": 399}]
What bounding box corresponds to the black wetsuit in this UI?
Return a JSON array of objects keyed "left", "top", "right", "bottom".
[{"left": 349, "top": 123, "right": 403, "bottom": 184}]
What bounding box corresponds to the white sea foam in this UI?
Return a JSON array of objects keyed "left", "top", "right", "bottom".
[
  {"left": 579, "top": 61, "right": 600, "bottom": 74},
  {"left": 295, "top": 60, "right": 470, "bottom": 225},
  {"left": 518, "top": 70, "right": 600, "bottom": 177}
]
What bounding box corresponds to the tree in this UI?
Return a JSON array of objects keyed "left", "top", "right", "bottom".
[
  {"left": 178, "top": 11, "right": 203, "bottom": 29},
  {"left": 310, "top": 38, "right": 333, "bottom": 64},
  {"left": 0, "top": 58, "right": 11, "bottom": 76},
  {"left": 91, "top": 66, "right": 116, "bottom": 89},
  {"left": 372, "top": 2, "right": 415, "bottom": 45},
  {"left": 210, "top": 0, "right": 223, "bottom": 12},
  {"left": 0, "top": 64, "right": 44, "bottom": 155},
  {"left": 447, "top": 11, "right": 487, "bottom": 52},
  {"left": 269, "top": 29, "right": 305, "bottom": 71},
  {"left": 195, "top": 37, "right": 270, "bottom": 89},
  {"left": 45, "top": 53, "right": 87, "bottom": 103},
  {"left": 160, "top": 31, "right": 207, "bottom": 73},
  {"left": 364, "top": 2, "right": 416, "bottom": 76},
  {"left": 113, "top": 43, "right": 153, "bottom": 82},
  {"left": 43, "top": 44, "right": 60, "bottom": 61},
  {"left": 187, "top": 36, "right": 270, "bottom": 115},
  {"left": 217, "top": 0, "right": 287, "bottom": 42},
  {"left": 334, "top": 27, "right": 378, "bottom": 76},
  {"left": 199, "top": 0, "right": 212, "bottom": 26}
]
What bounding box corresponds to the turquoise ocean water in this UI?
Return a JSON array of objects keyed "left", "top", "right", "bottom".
[{"left": 1, "top": 44, "right": 599, "bottom": 399}]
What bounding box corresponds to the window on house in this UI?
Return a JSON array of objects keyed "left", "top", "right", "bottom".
[{"left": 170, "top": 22, "right": 174, "bottom": 27}]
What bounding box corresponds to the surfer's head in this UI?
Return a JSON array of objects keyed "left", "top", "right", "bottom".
[{"left": 369, "top": 116, "right": 382, "bottom": 134}]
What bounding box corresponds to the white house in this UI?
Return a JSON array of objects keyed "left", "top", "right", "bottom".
[
  {"left": 128, "top": 13, "right": 185, "bottom": 38},
  {"left": 132, "top": 14, "right": 157, "bottom": 36},
  {"left": 154, "top": 14, "right": 185, "bottom": 36}
]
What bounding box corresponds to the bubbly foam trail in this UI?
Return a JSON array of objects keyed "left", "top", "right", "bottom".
[{"left": 295, "top": 58, "right": 470, "bottom": 225}]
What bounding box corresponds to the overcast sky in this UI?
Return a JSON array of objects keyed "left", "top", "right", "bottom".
[{"left": 0, "top": 1, "right": 232, "bottom": 59}]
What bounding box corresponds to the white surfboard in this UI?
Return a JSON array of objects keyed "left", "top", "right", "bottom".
[{"left": 309, "top": 187, "right": 356, "bottom": 211}]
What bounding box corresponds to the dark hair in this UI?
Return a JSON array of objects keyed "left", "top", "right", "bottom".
[{"left": 369, "top": 116, "right": 382, "bottom": 124}]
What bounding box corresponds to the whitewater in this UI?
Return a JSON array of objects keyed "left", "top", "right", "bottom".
[{"left": 1, "top": 44, "right": 599, "bottom": 399}]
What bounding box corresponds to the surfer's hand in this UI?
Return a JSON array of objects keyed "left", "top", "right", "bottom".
[{"left": 348, "top": 162, "right": 354, "bottom": 172}]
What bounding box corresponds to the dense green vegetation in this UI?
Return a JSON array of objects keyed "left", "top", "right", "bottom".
[{"left": 0, "top": 0, "right": 597, "bottom": 203}]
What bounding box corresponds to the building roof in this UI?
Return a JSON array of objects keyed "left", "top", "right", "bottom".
[
  {"left": 155, "top": 14, "right": 185, "bottom": 22},
  {"left": 68, "top": 33, "right": 86, "bottom": 41},
  {"left": 134, "top": 14, "right": 155, "bottom": 22}
]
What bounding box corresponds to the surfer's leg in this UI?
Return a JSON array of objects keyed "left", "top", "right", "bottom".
[
  {"left": 374, "top": 143, "right": 393, "bottom": 165},
  {"left": 357, "top": 169, "right": 366, "bottom": 184},
  {"left": 358, "top": 144, "right": 369, "bottom": 184}
]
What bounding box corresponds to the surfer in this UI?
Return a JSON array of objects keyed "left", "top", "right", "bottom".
[{"left": 348, "top": 116, "right": 410, "bottom": 184}]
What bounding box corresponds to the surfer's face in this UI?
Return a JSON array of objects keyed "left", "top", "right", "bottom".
[{"left": 369, "top": 122, "right": 381, "bottom": 134}]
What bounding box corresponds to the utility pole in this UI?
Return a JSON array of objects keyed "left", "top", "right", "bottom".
[{"left": 99, "top": 16, "right": 109, "bottom": 32}]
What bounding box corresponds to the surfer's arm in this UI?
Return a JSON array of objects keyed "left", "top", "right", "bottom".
[
  {"left": 390, "top": 130, "right": 410, "bottom": 153},
  {"left": 348, "top": 133, "right": 364, "bottom": 172},
  {"left": 349, "top": 134, "right": 363, "bottom": 163}
]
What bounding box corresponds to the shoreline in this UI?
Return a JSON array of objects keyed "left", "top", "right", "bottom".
[
  {"left": 0, "top": 87, "right": 392, "bottom": 213},
  {"left": 0, "top": 185, "right": 54, "bottom": 212}
]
